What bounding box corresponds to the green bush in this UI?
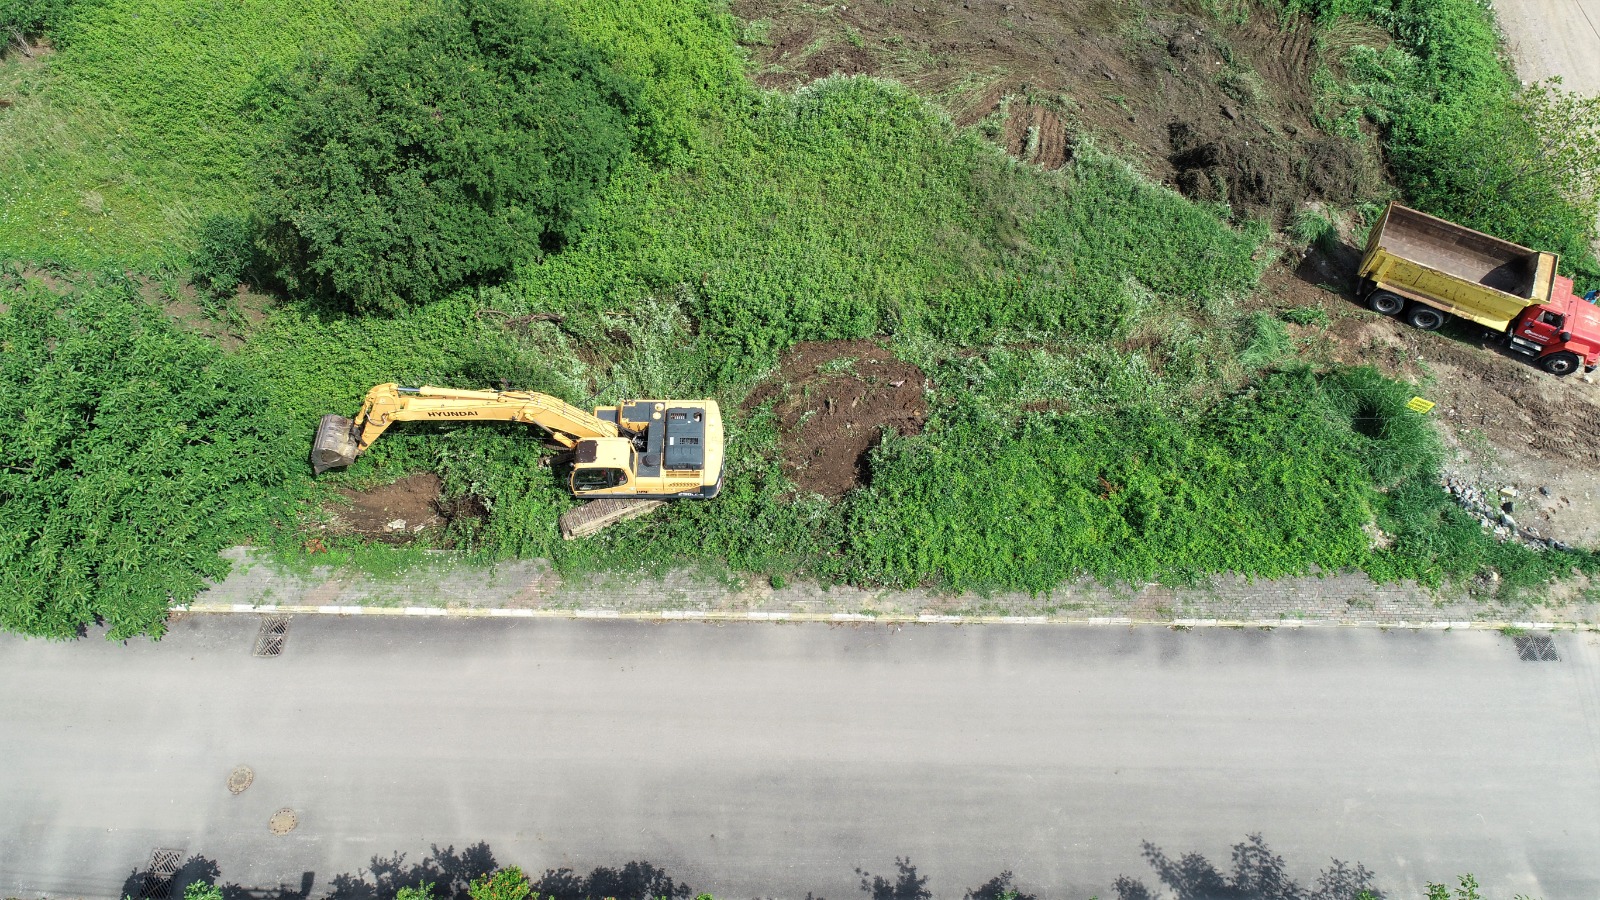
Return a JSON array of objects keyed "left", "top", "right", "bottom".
[
  {"left": 844, "top": 370, "right": 1378, "bottom": 591},
  {"left": 468, "top": 868, "right": 531, "bottom": 900},
  {"left": 1305, "top": 0, "right": 1600, "bottom": 284},
  {"left": 1, "top": 0, "right": 83, "bottom": 40},
  {"left": 256, "top": 0, "right": 640, "bottom": 313},
  {"left": 190, "top": 213, "right": 256, "bottom": 298},
  {"left": 0, "top": 276, "right": 299, "bottom": 638}
]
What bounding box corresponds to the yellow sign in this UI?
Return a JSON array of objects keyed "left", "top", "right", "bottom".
[{"left": 1405, "top": 396, "right": 1436, "bottom": 414}]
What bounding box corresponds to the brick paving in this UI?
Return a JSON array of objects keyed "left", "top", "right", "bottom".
[{"left": 190, "top": 547, "right": 1599, "bottom": 626}]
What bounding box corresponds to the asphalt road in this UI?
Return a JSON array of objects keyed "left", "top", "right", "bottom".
[{"left": 2, "top": 618, "right": 1598, "bottom": 900}]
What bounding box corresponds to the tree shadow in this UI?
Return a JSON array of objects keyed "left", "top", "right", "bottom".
[
  {"left": 1112, "top": 833, "right": 1383, "bottom": 900},
  {"left": 321, "top": 843, "right": 500, "bottom": 900},
  {"left": 119, "top": 853, "right": 228, "bottom": 900},
  {"left": 531, "top": 861, "right": 691, "bottom": 900},
  {"left": 964, "top": 871, "right": 1037, "bottom": 900}
]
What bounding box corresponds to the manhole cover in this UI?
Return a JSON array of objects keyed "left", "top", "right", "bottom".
[
  {"left": 268, "top": 808, "right": 298, "bottom": 835},
  {"left": 1514, "top": 634, "right": 1560, "bottom": 661},
  {"left": 227, "top": 765, "right": 254, "bottom": 795},
  {"left": 253, "top": 614, "right": 291, "bottom": 658}
]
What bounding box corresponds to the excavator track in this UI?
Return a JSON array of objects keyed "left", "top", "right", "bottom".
[{"left": 558, "top": 498, "right": 666, "bottom": 540}]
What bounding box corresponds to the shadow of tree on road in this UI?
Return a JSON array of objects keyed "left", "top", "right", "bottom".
[
  {"left": 1113, "top": 833, "right": 1383, "bottom": 900},
  {"left": 119, "top": 853, "right": 225, "bottom": 900}
]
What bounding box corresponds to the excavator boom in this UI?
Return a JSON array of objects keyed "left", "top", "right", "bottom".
[{"left": 311, "top": 383, "right": 619, "bottom": 474}]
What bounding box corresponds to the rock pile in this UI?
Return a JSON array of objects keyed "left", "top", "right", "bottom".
[{"left": 1440, "top": 474, "right": 1571, "bottom": 551}]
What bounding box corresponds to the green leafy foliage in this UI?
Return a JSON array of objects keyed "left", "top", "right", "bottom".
[
  {"left": 468, "top": 868, "right": 531, "bottom": 900},
  {"left": 257, "top": 0, "right": 639, "bottom": 313},
  {"left": 846, "top": 371, "right": 1378, "bottom": 591},
  {"left": 0, "top": 0, "right": 407, "bottom": 268},
  {"left": 182, "top": 884, "right": 225, "bottom": 900},
  {"left": 190, "top": 213, "right": 256, "bottom": 298},
  {"left": 3, "top": 0, "right": 1587, "bottom": 634},
  {"left": 0, "top": 276, "right": 299, "bottom": 638},
  {"left": 2, "top": 0, "right": 83, "bottom": 39},
  {"left": 1306, "top": 0, "right": 1600, "bottom": 285}
]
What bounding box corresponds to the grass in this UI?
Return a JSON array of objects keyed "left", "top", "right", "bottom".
[{"left": 3, "top": 0, "right": 1598, "bottom": 638}]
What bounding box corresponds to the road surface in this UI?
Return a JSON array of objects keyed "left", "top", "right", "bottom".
[
  {"left": 1496, "top": 0, "right": 1600, "bottom": 92},
  {"left": 2, "top": 617, "right": 1598, "bottom": 899}
]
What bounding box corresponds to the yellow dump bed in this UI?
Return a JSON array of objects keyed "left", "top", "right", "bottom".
[{"left": 1359, "top": 202, "right": 1557, "bottom": 332}]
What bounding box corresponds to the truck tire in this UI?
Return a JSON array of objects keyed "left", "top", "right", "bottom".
[
  {"left": 1539, "top": 351, "right": 1581, "bottom": 376},
  {"left": 1367, "top": 291, "right": 1404, "bottom": 316},
  {"left": 1406, "top": 306, "right": 1447, "bottom": 331}
]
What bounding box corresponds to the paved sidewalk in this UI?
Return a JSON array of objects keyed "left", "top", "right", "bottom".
[{"left": 190, "top": 547, "right": 1599, "bottom": 627}]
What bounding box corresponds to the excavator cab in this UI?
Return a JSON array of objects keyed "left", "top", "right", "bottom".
[{"left": 570, "top": 438, "right": 637, "bottom": 495}]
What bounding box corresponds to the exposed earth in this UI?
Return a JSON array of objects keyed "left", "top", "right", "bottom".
[
  {"left": 322, "top": 472, "right": 452, "bottom": 544},
  {"left": 744, "top": 340, "right": 929, "bottom": 496},
  {"left": 733, "top": 0, "right": 1379, "bottom": 221}
]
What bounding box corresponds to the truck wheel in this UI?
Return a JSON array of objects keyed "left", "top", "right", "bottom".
[
  {"left": 1367, "top": 291, "right": 1404, "bottom": 316},
  {"left": 1406, "top": 306, "right": 1446, "bottom": 331},
  {"left": 1539, "top": 351, "right": 1581, "bottom": 376}
]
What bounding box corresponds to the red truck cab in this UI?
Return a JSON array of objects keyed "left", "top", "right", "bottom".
[{"left": 1506, "top": 276, "right": 1600, "bottom": 376}]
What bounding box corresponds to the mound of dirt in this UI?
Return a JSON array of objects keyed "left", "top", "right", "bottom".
[
  {"left": 326, "top": 473, "right": 474, "bottom": 543},
  {"left": 732, "top": 0, "right": 1379, "bottom": 220},
  {"left": 745, "top": 341, "right": 929, "bottom": 497}
]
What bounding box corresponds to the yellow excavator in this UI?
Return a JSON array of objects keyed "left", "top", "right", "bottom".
[{"left": 312, "top": 384, "right": 724, "bottom": 538}]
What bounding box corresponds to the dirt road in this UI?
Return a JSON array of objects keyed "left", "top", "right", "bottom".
[{"left": 1495, "top": 0, "right": 1600, "bottom": 90}]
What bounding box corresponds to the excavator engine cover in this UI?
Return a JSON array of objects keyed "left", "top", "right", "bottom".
[{"left": 311, "top": 415, "right": 360, "bottom": 474}]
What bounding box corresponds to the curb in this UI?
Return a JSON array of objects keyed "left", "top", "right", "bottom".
[{"left": 174, "top": 603, "right": 1593, "bottom": 631}]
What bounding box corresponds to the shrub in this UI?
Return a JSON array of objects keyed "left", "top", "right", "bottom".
[
  {"left": 0, "top": 276, "right": 298, "bottom": 638},
  {"left": 2, "top": 0, "right": 82, "bottom": 41},
  {"left": 1306, "top": 0, "right": 1600, "bottom": 285},
  {"left": 190, "top": 214, "right": 257, "bottom": 298},
  {"left": 257, "top": 0, "right": 639, "bottom": 313},
  {"left": 468, "top": 868, "right": 531, "bottom": 900}
]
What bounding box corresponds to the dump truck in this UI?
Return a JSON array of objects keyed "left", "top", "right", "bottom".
[
  {"left": 312, "top": 384, "right": 723, "bottom": 538},
  {"left": 1358, "top": 201, "right": 1600, "bottom": 376}
]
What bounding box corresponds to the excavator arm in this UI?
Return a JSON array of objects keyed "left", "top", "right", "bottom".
[{"left": 312, "top": 383, "right": 620, "bottom": 474}]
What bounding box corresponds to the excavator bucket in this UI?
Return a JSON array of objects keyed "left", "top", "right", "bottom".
[{"left": 310, "top": 415, "right": 360, "bottom": 474}]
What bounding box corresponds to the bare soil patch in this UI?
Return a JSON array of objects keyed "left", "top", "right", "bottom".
[
  {"left": 733, "top": 0, "right": 1378, "bottom": 220},
  {"left": 745, "top": 340, "right": 929, "bottom": 496},
  {"left": 325, "top": 473, "right": 459, "bottom": 543}
]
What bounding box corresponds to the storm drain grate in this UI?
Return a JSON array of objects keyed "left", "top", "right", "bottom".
[
  {"left": 1514, "top": 634, "right": 1559, "bottom": 661},
  {"left": 253, "top": 615, "right": 292, "bottom": 657},
  {"left": 135, "top": 848, "right": 185, "bottom": 900}
]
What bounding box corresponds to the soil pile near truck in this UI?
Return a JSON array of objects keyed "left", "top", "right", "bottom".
[
  {"left": 745, "top": 341, "right": 929, "bottom": 496},
  {"left": 732, "top": 0, "right": 1378, "bottom": 221}
]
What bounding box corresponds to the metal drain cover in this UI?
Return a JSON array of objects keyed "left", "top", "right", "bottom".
[
  {"left": 1514, "top": 634, "right": 1560, "bottom": 661},
  {"left": 135, "top": 848, "right": 185, "bottom": 899},
  {"left": 253, "top": 615, "right": 291, "bottom": 658},
  {"left": 269, "top": 807, "right": 298, "bottom": 834},
  {"left": 227, "top": 765, "right": 254, "bottom": 795}
]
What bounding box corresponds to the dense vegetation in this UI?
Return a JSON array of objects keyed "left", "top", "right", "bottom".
[
  {"left": 1303, "top": 0, "right": 1600, "bottom": 283},
  {"left": 257, "top": 0, "right": 640, "bottom": 312},
  {"left": 2, "top": 0, "right": 1597, "bottom": 637},
  {"left": 0, "top": 273, "right": 298, "bottom": 638}
]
